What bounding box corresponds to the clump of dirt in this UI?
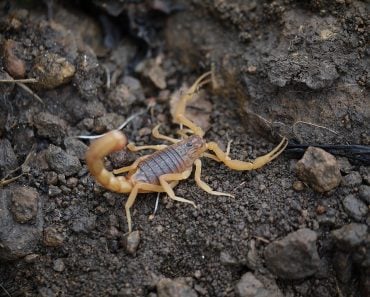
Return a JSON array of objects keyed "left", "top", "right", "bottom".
[{"left": 0, "top": 1, "right": 368, "bottom": 297}]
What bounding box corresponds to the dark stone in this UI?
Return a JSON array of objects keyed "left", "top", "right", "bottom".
[
  {"left": 157, "top": 278, "right": 197, "bottom": 297},
  {"left": 10, "top": 186, "right": 39, "bottom": 223},
  {"left": 64, "top": 137, "right": 88, "bottom": 160},
  {"left": 0, "top": 138, "right": 18, "bottom": 173},
  {"left": 33, "top": 112, "right": 68, "bottom": 145},
  {"left": 332, "top": 223, "right": 368, "bottom": 251},
  {"left": 264, "top": 228, "right": 320, "bottom": 279},
  {"left": 45, "top": 144, "right": 82, "bottom": 176},
  {"left": 358, "top": 185, "right": 370, "bottom": 204},
  {"left": 235, "top": 273, "right": 270, "bottom": 297},
  {"left": 342, "top": 195, "right": 368, "bottom": 221},
  {"left": 0, "top": 187, "right": 43, "bottom": 260}
]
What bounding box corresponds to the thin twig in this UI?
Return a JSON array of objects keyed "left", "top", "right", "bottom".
[
  {"left": 16, "top": 82, "right": 44, "bottom": 104},
  {"left": 0, "top": 78, "right": 38, "bottom": 83},
  {"left": 293, "top": 120, "right": 338, "bottom": 135},
  {"left": 0, "top": 283, "right": 11, "bottom": 297}
]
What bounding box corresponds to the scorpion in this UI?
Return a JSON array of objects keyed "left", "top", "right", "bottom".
[{"left": 85, "top": 72, "right": 288, "bottom": 233}]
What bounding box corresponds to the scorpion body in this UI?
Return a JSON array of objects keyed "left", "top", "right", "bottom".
[
  {"left": 85, "top": 71, "right": 288, "bottom": 232},
  {"left": 133, "top": 135, "right": 206, "bottom": 185}
]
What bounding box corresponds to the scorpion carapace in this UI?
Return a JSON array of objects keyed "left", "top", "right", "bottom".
[{"left": 85, "top": 71, "right": 288, "bottom": 233}]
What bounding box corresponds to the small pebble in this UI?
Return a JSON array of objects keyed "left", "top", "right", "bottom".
[
  {"left": 293, "top": 180, "right": 305, "bottom": 191},
  {"left": 53, "top": 258, "right": 65, "bottom": 272},
  {"left": 122, "top": 231, "right": 141, "bottom": 255},
  {"left": 43, "top": 227, "right": 64, "bottom": 247},
  {"left": 342, "top": 194, "right": 368, "bottom": 221}
]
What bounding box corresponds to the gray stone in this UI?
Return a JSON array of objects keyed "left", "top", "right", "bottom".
[
  {"left": 43, "top": 227, "right": 64, "bottom": 247},
  {"left": 157, "top": 278, "right": 197, "bottom": 297},
  {"left": 342, "top": 195, "right": 368, "bottom": 221},
  {"left": 235, "top": 273, "right": 270, "bottom": 297},
  {"left": 53, "top": 258, "right": 65, "bottom": 272},
  {"left": 359, "top": 185, "right": 370, "bottom": 204},
  {"left": 332, "top": 223, "right": 368, "bottom": 251},
  {"left": 10, "top": 186, "right": 39, "bottom": 223},
  {"left": 71, "top": 214, "right": 97, "bottom": 233},
  {"left": 0, "top": 138, "right": 18, "bottom": 173},
  {"left": 341, "top": 171, "right": 363, "bottom": 187},
  {"left": 33, "top": 112, "right": 68, "bottom": 145},
  {"left": 295, "top": 147, "right": 341, "bottom": 192},
  {"left": 0, "top": 187, "right": 43, "bottom": 260},
  {"left": 64, "top": 137, "right": 88, "bottom": 160},
  {"left": 122, "top": 230, "right": 141, "bottom": 255},
  {"left": 45, "top": 144, "right": 82, "bottom": 176},
  {"left": 264, "top": 228, "right": 320, "bottom": 279}
]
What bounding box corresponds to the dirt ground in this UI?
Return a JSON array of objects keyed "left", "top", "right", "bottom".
[{"left": 0, "top": 1, "right": 369, "bottom": 297}]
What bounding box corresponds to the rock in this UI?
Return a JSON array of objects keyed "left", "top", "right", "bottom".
[
  {"left": 107, "top": 79, "right": 144, "bottom": 110},
  {"left": 2, "top": 39, "right": 26, "bottom": 78},
  {"left": 122, "top": 231, "right": 141, "bottom": 255},
  {"left": 93, "top": 113, "right": 125, "bottom": 134},
  {"left": 235, "top": 272, "right": 270, "bottom": 297},
  {"left": 359, "top": 185, "right": 370, "bottom": 204},
  {"left": 45, "top": 144, "right": 82, "bottom": 176},
  {"left": 337, "top": 157, "right": 353, "bottom": 174},
  {"left": 220, "top": 251, "right": 240, "bottom": 267},
  {"left": 292, "top": 180, "right": 305, "bottom": 191},
  {"left": 24, "top": 253, "right": 40, "bottom": 263},
  {"left": 295, "top": 147, "right": 341, "bottom": 192},
  {"left": 0, "top": 187, "right": 43, "bottom": 260},
  {"left": 43, "top": 227, "right": 64, "bottom": 247},
  {"left": 342, "top": 195, "right": 368, "bottom": 221},
  {"left": 10, "top": 186, "right": 39, "bottom": 223},
  {"left": 331, "top": 223, "right": 368, "bottom": 251},
  {"left": 264, "top": 228, "right": 320, "bottom": 279},
  {"left": 73, "top": 53, "right": 103, "bottom": 99},
  {"left": 341, "top": 171, "right": 363, "bottom": 187},
  {"left": 33, "top": 112, "right": 68, "bottom": 145},
  {"left": 0, "top": 138, "right": 18, "bottom": 173},
  {"left": 71, "top": 214, "right": 97, "bottom": 233},
  {"left": 64, "top": 137, "right": 88, "bottom": 160},
  {"left": 30, "top": 52, "right": 75, "bottom": 89},
  {"left": 157, "top": 278, "right": 197, "bottom": 297},
  {"left": 53, "top": 258, "right": 65, "bottom": 272},
  {"left": 48, "top": 185, "right": 62, "bottom": 197}
]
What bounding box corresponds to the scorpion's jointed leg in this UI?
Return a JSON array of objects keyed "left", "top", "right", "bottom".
[
  {"left": 159, "top": 170, "right": 197, "bottom": 208},
  {"left": 113, "top": 155, "right": 149, "bottom": 175},
  {"left": 152, "top": 124, "right": 180, "bottom": 144},
  {"left": 206, "top": 137, "right": 289, "bottom": 171},
  {"left": 124, "top": 182, "right": 165, "bottom": 233},
  {"left": 194, "top": 159, "right": 234, "bottom": 198},
  {"left": 127, "top": 143, "right": 168, "bottom": 152},
  {"left": 174, "top": 71, "right": 212, "bottom": 137},
  {"left": 85, "top": 130, "right": 132, "bottom": 193}
]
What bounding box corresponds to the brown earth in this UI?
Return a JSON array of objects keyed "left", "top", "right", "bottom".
[{"left": 0, "top": 1, "right": 369, "bottom": 297}]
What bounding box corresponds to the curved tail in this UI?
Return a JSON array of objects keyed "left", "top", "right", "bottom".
[{"left": 85, "top": 131, "right": 132, "bottom": 193}]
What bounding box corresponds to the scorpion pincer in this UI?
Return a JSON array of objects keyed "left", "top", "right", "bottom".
[{"left": 85, "top": 71, "right": 288, "bottom": 233}]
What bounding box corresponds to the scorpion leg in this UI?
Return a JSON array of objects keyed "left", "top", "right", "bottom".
[
  {"left": 159, "top": 170, "right": 197, "bottom": 208},
  {"left": 152, "top": 124, "right": 180, "bottom": 144},
  {"left": 206, "top": 137, "right": 288, "bottom": 171},
  {"left": 124, "top": 182, "right": 165, "bottom": 233},
  {"left": 127, "top": 143, "right": 168, "bottom": 151},
  {"left": 194, "top": 159, "right": 234, "bottom": 197},
  {"left": 113, "top": 155, "right": 149, "bottom": 175}
]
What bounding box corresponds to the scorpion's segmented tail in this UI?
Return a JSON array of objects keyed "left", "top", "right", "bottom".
[{"left": 85, "top": 131, "right": 132, "bottom": 193}]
